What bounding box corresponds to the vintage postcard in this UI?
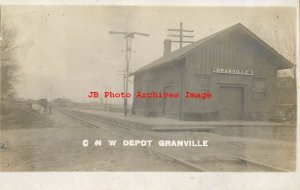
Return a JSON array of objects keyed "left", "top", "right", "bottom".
[{"left": 0, "top": 0, "right": 299, "bottom": 189}]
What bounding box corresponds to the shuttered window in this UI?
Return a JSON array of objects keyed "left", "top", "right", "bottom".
[{"left": 253, "top": 80, "right": 266, "bottom": 99}]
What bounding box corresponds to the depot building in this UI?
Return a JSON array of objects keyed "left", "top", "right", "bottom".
[{"left": 131, "top": 23, "right": 293, "bottom": 121}]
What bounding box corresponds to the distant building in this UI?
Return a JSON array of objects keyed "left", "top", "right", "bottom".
[
  {"left": 131, "top": 23, "right": 294, "bottom": 121},
  {"left": 52, "top": 98, "right": 74, "bottom": 107}
]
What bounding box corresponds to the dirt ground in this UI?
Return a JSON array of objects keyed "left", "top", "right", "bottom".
[
  {"left": 0, "top": 104, "right": 296, "bottom": 171},
  {"left": 0, "top": 105, "right": 192, "bottom": 171}
]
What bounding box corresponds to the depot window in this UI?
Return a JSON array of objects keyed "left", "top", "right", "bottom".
[
  {"left": 253, "top": 79, "right": 266, "bottom": 99},
  {"left": 195, "top": 76, "right": 210, "bottom": 92}
]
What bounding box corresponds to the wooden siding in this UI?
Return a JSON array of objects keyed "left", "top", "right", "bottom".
[
  {"left": 133, "top": 27, "right": 282, "bottom": 120},
  {"left": 184, "top": 28, "right": 277, "bottom": 119},
  {"left": 133, "top": 63, "right": 183, "bottom": 118}
]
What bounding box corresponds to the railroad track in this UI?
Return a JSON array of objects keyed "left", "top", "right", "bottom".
[{"left": 59, "top": 109, "right": 288, "bottom": 172}]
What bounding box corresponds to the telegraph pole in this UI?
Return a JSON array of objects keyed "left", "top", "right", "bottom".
[
  {"left": 109, "top": 31, "right": 149, "bottom": 116},
  {"left": 117, "top": 70, "right": 126, "bottom": 94},
  {"left": 168, "top": 22, "right": 194, "bottom": 48}
]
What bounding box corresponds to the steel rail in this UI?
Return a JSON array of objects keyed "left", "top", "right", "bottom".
[
  {"left": 59, "top": 109, "right": 208, "bottom": 172},
  {"left": 60, "top": 109, "right": 289, "bottom": 172}
]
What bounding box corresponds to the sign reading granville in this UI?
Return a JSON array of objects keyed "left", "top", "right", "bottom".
[{"left": 213, "top": 67, "right": 254, "bottom": 75}]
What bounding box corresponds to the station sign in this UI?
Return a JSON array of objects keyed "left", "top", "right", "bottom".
[{"left": 213, "top": 67, "right": 254, "bottom": 76}]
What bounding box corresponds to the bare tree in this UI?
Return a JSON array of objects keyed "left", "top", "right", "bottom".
[{"left": 1, "top": 25, "right": 19, "bottom": 100}]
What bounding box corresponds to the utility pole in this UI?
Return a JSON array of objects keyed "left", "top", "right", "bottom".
[
  {"left": 109, "top": 31, "right": 149, "bottom": 116},
  {"left": 168, "top": 22, "right": 194, "bottom": 48},
  {"left": 117, "top": 70, "right": 126, "bottom": 93}
]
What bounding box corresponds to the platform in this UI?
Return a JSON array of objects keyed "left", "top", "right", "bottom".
[{"left": 71, "top": 109, "right": 294, "bottom": 130}]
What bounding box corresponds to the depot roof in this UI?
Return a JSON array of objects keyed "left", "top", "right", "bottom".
[{"left": 132, "top": 23, "right": 293, "bottom": 75}]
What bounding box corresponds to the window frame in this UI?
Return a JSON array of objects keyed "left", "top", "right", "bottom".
[
  {"left": 253, "top": 79, "right": 267, "bottom": 100},
  {"left": 194, "top": 75, "right": 210, "bottom": 92}
]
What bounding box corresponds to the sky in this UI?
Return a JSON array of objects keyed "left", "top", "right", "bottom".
[{"left": 1, "top": 6, "right": 297, "bottom": 103}]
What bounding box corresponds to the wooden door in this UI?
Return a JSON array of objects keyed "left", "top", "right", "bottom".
[{"left": 219, "top": 86, "right": 244, "bottom": 120}]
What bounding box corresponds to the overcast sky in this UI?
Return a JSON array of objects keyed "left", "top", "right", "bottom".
[{"left": 2, "top": 6, "right": 296, "bottom": 103}]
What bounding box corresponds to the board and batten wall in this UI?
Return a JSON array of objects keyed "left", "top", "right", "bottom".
[
  {"left": 183, "top": 28, "right": 277, "bottom": 120},
  {"left": 133, "top": 63, "right": 183, "bottom": 118}
]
